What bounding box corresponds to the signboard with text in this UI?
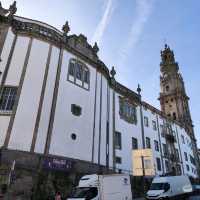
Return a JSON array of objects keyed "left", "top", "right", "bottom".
[{"left": 43, "top": 157, "right": 73, "bottom": 171}]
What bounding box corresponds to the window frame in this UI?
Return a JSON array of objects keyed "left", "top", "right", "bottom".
[
  {"left": 67, "top": 58, "right": 90, "bottom": 90},
  {"left": 154, "top": 140, "right": 159, "bottom": 152},
  {"left": 115, "top": 131, "right": 122, "bottom": 150},
  {"left": 115, "top": 156, "right": 122, "bottom": 164},
  {"left": 144, "top": 116, "right": 149, "bottom": 127},
  {"left": 119, "top": 97, "right": 137, "bottom": 124},
  {"left": 0, "top": 86, "right": 18, "bottom": 114},
  {"left": 132, "top": 137, "right": 138, "bottom": 150},
  {"left": 156, "top": 157, "right": 162, "bottom": 171},
  {"left": 152, "top": 120, "right": 157, "bottom": 130},
  {"left": 146, "top": 137, "right": 151, "bottom": 148}
]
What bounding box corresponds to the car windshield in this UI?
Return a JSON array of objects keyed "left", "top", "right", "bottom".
[
  {"left": 150, "top": 183, "right": 170, "bottom": 190},
  {"left": 69, "top": 187, "right": 98, "bottom": 199}
]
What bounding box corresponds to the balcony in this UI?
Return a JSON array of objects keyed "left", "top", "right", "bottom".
[{"left": 165, "top": 134, "right": 176, "bottom": 143}]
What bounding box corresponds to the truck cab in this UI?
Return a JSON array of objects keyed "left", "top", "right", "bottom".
[{"left": 67, "top": 174, "right": 132, "bottom": 200}]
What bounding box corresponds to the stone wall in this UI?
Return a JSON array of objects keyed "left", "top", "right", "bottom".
[{"left": 0, "top": 149, "right": 113, "bottom": 200}]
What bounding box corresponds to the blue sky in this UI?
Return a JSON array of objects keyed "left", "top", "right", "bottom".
[{"left": 2, "top": 0, "right": 200, "bottom": 146}]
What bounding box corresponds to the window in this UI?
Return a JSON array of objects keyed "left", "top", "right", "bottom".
[
  {"left": 68, "top": 58, "right": 90, "bottom": 90},
  {"left": 160, "top": 125, "right": 165, "bottom": 137},
  {"left": 115, "top": 131, "right": 122, "bottom": 150},
  {"left": 173, "top": 112, "right": 176, "bottom": 120},
  {"left": 162, "top": 143, "right": 168, "bottom": 157},
  {"left": 132, "top": 137, "right": 138, "bottom": 150},
  {"left": 176, "top": 164, "right": 182, "bottom": 175},
  {"left": 181, "top": 135, "right": 185, "bottom": 144},
  {"left": 172, "top": 131, "right": 176, "bottom": 142},
  {"left": 71, "top": 104, "right": 82, "bottom": 116},
  {"left": 71, "top": 133, "right": 77, "bottom": 140},
  {"left": 156, "top": 157, "right": 161, "bottom": 171},
  {"left": 119, "top": 97, "right": 137, "bottom": 124},
  {"left": 166, "top": 85, "right": 169, "bottom": 92},
  {"left": 146, "top": 137, "right": 151, "bottom": 148},
  {"left": 175, "top": 149, "right": 179, "bottom": 161},
  {"left": 144, "top": 116, "right": 148, "bottom": 127},
  {"left": 116, "top": 156, "right": 122, "bottom": 164},
  {"left": 154, "top": 140, "right": 159, "bottom": 152},
  {"left": 186, "top": 164, "right": 190, "bottom": 171},
  {"left": 152, "top": 120, "right": 157, "bottom": 130},
  {"left": 165, "top": 160, "right": 169, "bottom": 172},
  {"left": 0, "top": 87, "right": 17, "bottom": 112},
  {"left": 184, "top": 152, "right": 188, "bottom": 161},
  {"left": 190, "top": 155, "right": 195, "bottom": 165}
]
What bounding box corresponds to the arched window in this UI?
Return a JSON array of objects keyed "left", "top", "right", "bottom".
[
  {"left": 166, "top": 85, "right": 169, "bottom": 92},
  {"left": 68, "top": 58, "right": 90, "bottom": 90}
]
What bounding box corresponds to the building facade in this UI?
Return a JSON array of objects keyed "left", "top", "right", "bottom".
[{"left": 0, "top": 2, "right": 198, "bottom": 198}]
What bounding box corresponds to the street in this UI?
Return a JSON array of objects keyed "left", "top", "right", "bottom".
[
  {"left": 134, "top": 194, "right": 200, "bottom": 200},
  {"left": 189, "top": 195, "right": 200, "bottom": 200}
]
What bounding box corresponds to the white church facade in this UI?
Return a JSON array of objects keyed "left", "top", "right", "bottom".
[{"left": 0, "top": 1, "right": 198, "bottom": 188}]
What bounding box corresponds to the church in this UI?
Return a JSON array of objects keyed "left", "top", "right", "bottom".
[{"left": 0, "top": 1, "right": 199, "bottom": 198}]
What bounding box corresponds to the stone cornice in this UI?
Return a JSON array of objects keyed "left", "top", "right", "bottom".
[{"left": 0, "top": 15, "right": 141, "bottom": 104}]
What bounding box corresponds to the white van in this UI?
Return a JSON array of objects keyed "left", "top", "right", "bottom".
[
  {"left": 146, "top": 175, "right": 193, "bottom": 199},
  {"left": 67, "top": 174, "right": 132, "bottom": 200}
]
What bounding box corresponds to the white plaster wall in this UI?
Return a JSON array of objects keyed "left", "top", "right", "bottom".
[
  {"left": 176, "top": 126, "right": 197, "bottom": 178},
  {"left": 93, "top": 72, "right": 101, "bottom": 164},
  {"left": 0, "top": 116, "right": 10, "bottom": 146},
  {"left": 0, "top": 28, "right": 14, "bottom": 83},
  {"left": 157, "top": 116, "right": 167, "bottom": 173},
  {"left": 34, "top": 46, "right": 60, "bottom": 153},
  {"left": 99, "top": 76, "right": 108, "bottom": 166},
  {"left": 49, "top": 51, "right": 96, "bottom": 162},
  {"left": 9, "top": 39, "right": 49, "bottom": 151},
  {"left": 5, "top": 36, "right": 30, "bottom": 86},
  {"left": 142, "top": 108, "right": 163, "bottom": 175},
  {"left": 109, "top": 88, "right": 114, "bottom": 168},
  {"left": 115, "top": 93, "right": 142, "bottom": 174}
]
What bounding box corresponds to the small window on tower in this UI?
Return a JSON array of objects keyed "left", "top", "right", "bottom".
[
  {"left": 173, "top": 112, "right": 176, "bottom": 120},
  {"left": 166, "top": 85, "right": 169, "bottom": 92}
]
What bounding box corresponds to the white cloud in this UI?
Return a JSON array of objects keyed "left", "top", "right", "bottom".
[
  {"left": 119, "top": 0, "right": 155, "bottom": 65},
  {"left": 91, "top": 0, "right": 115, "bottom": 45}
]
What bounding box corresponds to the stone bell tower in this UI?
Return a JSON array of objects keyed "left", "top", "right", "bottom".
[{"left": 159, "top": 44, "right": 194, "bottom": 137}]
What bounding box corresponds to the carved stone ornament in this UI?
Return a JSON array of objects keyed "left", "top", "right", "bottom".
[
  {"left": 161, "top": 44, "right": 175, "bottom": 65},
  {"left": 92, "top": 42, "right": 99, "bottom": 54},
  {"left": 62, "top": 21, "right": 70, "bottom": 36},
  {"left": 0, "top": 1, "right": 17, "bottom": 17}
]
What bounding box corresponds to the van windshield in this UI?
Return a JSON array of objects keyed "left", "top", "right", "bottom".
[
  {"left": 150, "top": 183, "right": 170, "bottom": 191},
  {"left": 69, "top": 187, "right": 98, "bottom": 199}
]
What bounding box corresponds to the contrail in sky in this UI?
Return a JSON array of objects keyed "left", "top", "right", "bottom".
[
  {"left": 119, "top": 0, "right": 155, "bottom": 65},
  {"left": 91, "top": 0, "right": 115, "bottom": 45}
]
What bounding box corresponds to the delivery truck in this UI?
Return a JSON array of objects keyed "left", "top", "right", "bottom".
[
  {"left": 146, "top": 175, "right": 193, "bottom": 200},
  {"left": 67, "top": 174, "right": 132, "bottom": 200}
]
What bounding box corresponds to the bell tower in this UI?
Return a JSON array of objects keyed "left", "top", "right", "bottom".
[{"left": 159, "top": 44, "right": 194, "bottom": 136}]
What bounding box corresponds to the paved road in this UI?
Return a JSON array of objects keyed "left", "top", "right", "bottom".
[
  {"left": 189, "top": 195, "right": 200, "bottom": 200},
  {"left": 134, "top": 194, "right": 200, "bottom": 200}
]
